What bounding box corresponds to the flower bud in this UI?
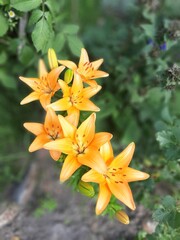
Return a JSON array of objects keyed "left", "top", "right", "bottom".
[
  {"left": 64, "top": 69, "right": 73, "bottom": 84},
  {"left": 116, "top": 210, "right": 130, "bottom": 224},
  {"left": 77, "top": 181, "right": 95, "bottom": 198},
  {"left": 48, "top": 48, "right": 58, "bottom": 69}
]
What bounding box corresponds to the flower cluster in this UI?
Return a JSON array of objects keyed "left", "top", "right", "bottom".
[{"left": 20, "top": 48, "right": 149, "bottom": 224}]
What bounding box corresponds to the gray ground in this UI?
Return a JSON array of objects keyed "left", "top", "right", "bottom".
[{"left": 0, "top": 150, "right": 153, "bottom": 240}]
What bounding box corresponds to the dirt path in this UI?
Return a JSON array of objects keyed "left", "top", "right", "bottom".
[{"left": 0, "top": 150, "right": 152, "bottom": 240}]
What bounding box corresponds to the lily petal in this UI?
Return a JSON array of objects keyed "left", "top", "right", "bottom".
[
  {"left": 44, "top": 138, "right": 73, "bottom": 155},
  {"left": 91, "top": 59, "right": 103, "bottom": 70},
  {"left": 58, "top": 60, "right": 77, "bottom": 71},
  {"left": 82, "top": 169, "right": 105, "bottom": 184},
  {"left": 39, "top": 94, "right": 51, "bottom": 110},
  {"left": 76, "top": 113, "right": 96, "bottom": 145},
  {"left": 82, "top": 85, "right": 102, "bottom": 98},
  {"left": 60, "top": 155, "right": 81, "bottom": 182},
  {"left": 76, "top": 99, "right": 100, "bottom": 112},
  {"left": 47, "top": 66, "right": 65, "bottom": 89},
  {"left": 58, "top": 80, "right": 70, "bottom": 97},
  {"left": 78, "top": 147, "right": 107, "bottom": 174},
  {"left": 49, "top": 150, "right": 61, "bottom": 161},
  {"left": 29, "top": 134, "right": 50, "bottom": 152},
  {"left": 58, "top": 115, "right": 76, "bottom": 138},
  {"left": 107, "top": 178, "right": 136, "bottom": 210},
  {"left": 83, "top": 79, "right": 98, "bottom": 87},
  {"left": 39, "top": 59, "right": 48, "bottom": 78},
  {"left": 67, "top": 107, "right": 80, "bottom": 128},
  {"left": 123, "top": 167, "right": 150, "bottom": 182},
  {"left": 19, "top": 77, "right": 41, "bottom": 91},
  {"left": 110, "top": 142, "right": 135, "bottom": 169},
  {"left": 23, "top": 122, "right": 44, "bottom": 135},
  {"left": 20, "top": 91, "right": 40, "bottom": 105},
  {"left": 44, "top": 107, "right": 59, "bottom": 129},
  {"left": 49, "top": 97, "right": 72, "bottom": 111},
  {"left": 100, "top": 141, "right": 114, "bottom": 164},
  {"left": 91, "top": 132, "right": 113, "bottom": 150},
  {"left": 96, "top": 183, "right": 111, "bottom": 215},
  {"left": 71, "top": 73, "right": 83, "bottom": 95},
  {"left": 78, "top": 48, "right": 89, "bottom": 68},
  {"left": 90, "top": 70, "right": 109, "bottom": 79}
]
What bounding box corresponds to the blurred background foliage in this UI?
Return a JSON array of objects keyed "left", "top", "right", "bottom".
[{"left": 0, "top": 0, "right": 179, "bottom": 238}]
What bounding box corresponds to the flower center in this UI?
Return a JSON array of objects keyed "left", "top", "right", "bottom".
[
  {"left": 46, "top": 124, "right": 62, "bottom": 140},
  {"left": 105, "top": 167, "right": 126, "bottom": 184},
  {"left": 33, "top": 76, "right": 53, "bottom": 94},
  {"left": 69, "top": 92, "right": 83, "bottom": 106},
  {"left": 78, "top": 62, "right": 94, "bottom": 78},
  {"left": 72, "top": 142, "right": 86, "bottom": 155}
]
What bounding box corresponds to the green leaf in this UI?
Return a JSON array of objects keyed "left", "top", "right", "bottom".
[
  {"left": 0, "top": 69, "right": 16, "bottom": 89},
  {"left": 0, "top": 11, "right": 8, "bottom": 36},
  {"left": 141, "top": 24, "right": 155, "bottom": 38},
  {"left": 162, "top": 195, "right": 176, "bottom": 210},
  {"left": 0, "top": 0, "right": 10, "bottom": 5},
  {"left": 156, "top": 130, "right": 175, "bottom": 148},
  {"left": 28, "top": 9, "right": 43, "bottom": 26},
  {"left": 19, "top": 45, "right": 35, "bottom": 65},
  {"left": 142, "top": 8, "right": 155, "bottom": 23},
  {"left": 11, "top": 0, "right": 41, "bottom": 12},
  {"left": 152, "top": 208, "right": 169, "bottom": 223},
  {"left": 44, "top": 11, "right": 52, "bottom": 24},
  {"left": 32, "top": 17, "right": 52, "bottom": 52},
  {"left": 41, "top": 30, "right": 55, "bottom": 53},
  {"left": 45, "top": 0, "right": 65, "bottom": 15},
  {"left": 54, "top": 33, "right": 65, "bottom": 52},
  {"left": 0, "top": 51, "right": 7, "bottom": 65},
  {"left": 63, "top": 24, "right": 80, "bottom": 34},
  {"left": 67, "top": 35, "right": 84, "bottom": 56}
]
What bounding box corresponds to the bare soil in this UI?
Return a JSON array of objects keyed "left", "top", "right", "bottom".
[{"left": 0, "top": 150, "right": 152, "bottom": 240}]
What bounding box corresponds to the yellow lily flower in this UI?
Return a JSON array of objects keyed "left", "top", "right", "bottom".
[
  {"left": 59, "top": 48, "right": 109, "bottom": 86},
  {"left": 24, "top": 108, "right": 64, "bottom": 161},
  {"left": 48, "top": 73, "right": 101, "bottom": 124},
  {"left": 81, "top": 142, "right": 150, "bottom": 215},
  {"left": 44, "top": 113, "right": 112, "bottom": 182},
  {"left": 20, "top": 60, "right": 65, "bottom": 109}
]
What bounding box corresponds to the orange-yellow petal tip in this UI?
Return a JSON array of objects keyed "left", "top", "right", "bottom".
[
  {"left": 95, "top": 208, "right": 102, "bottom": 215},
  {"left": 28, "top": 145, "right": 35, "bottom": 152}
]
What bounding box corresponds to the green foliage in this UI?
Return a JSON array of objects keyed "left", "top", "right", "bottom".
[
  {"left": 11, "top": 0, "right": 42, "bottom": 12},
  {"left": 138, "top": 196, "right": 180, "bottom": 240},
  {"left": 33, "top": 196, "right": 58, "bottom": 218},
  {"left": 0, "top": 10, "right": 8, "bottom": 36},
  {"left": 0, "top": 0, "right": 179, "bottom": 236},
  {"left": 32, "top": 16, "right": 53, "bottom": 52}
]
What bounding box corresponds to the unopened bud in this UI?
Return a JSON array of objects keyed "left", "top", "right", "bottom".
[
  {"left": 64, "top": 69, "right": 73, "bottom": 84},
  {"left": 116, "top": 210, "right": 130, "bottom": 224},
  {"left": 77, "top": 181, "right": 95, "bottom": 198},
  {"left": 48, "top": 48, "right": 58, "bottom": 69}
]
